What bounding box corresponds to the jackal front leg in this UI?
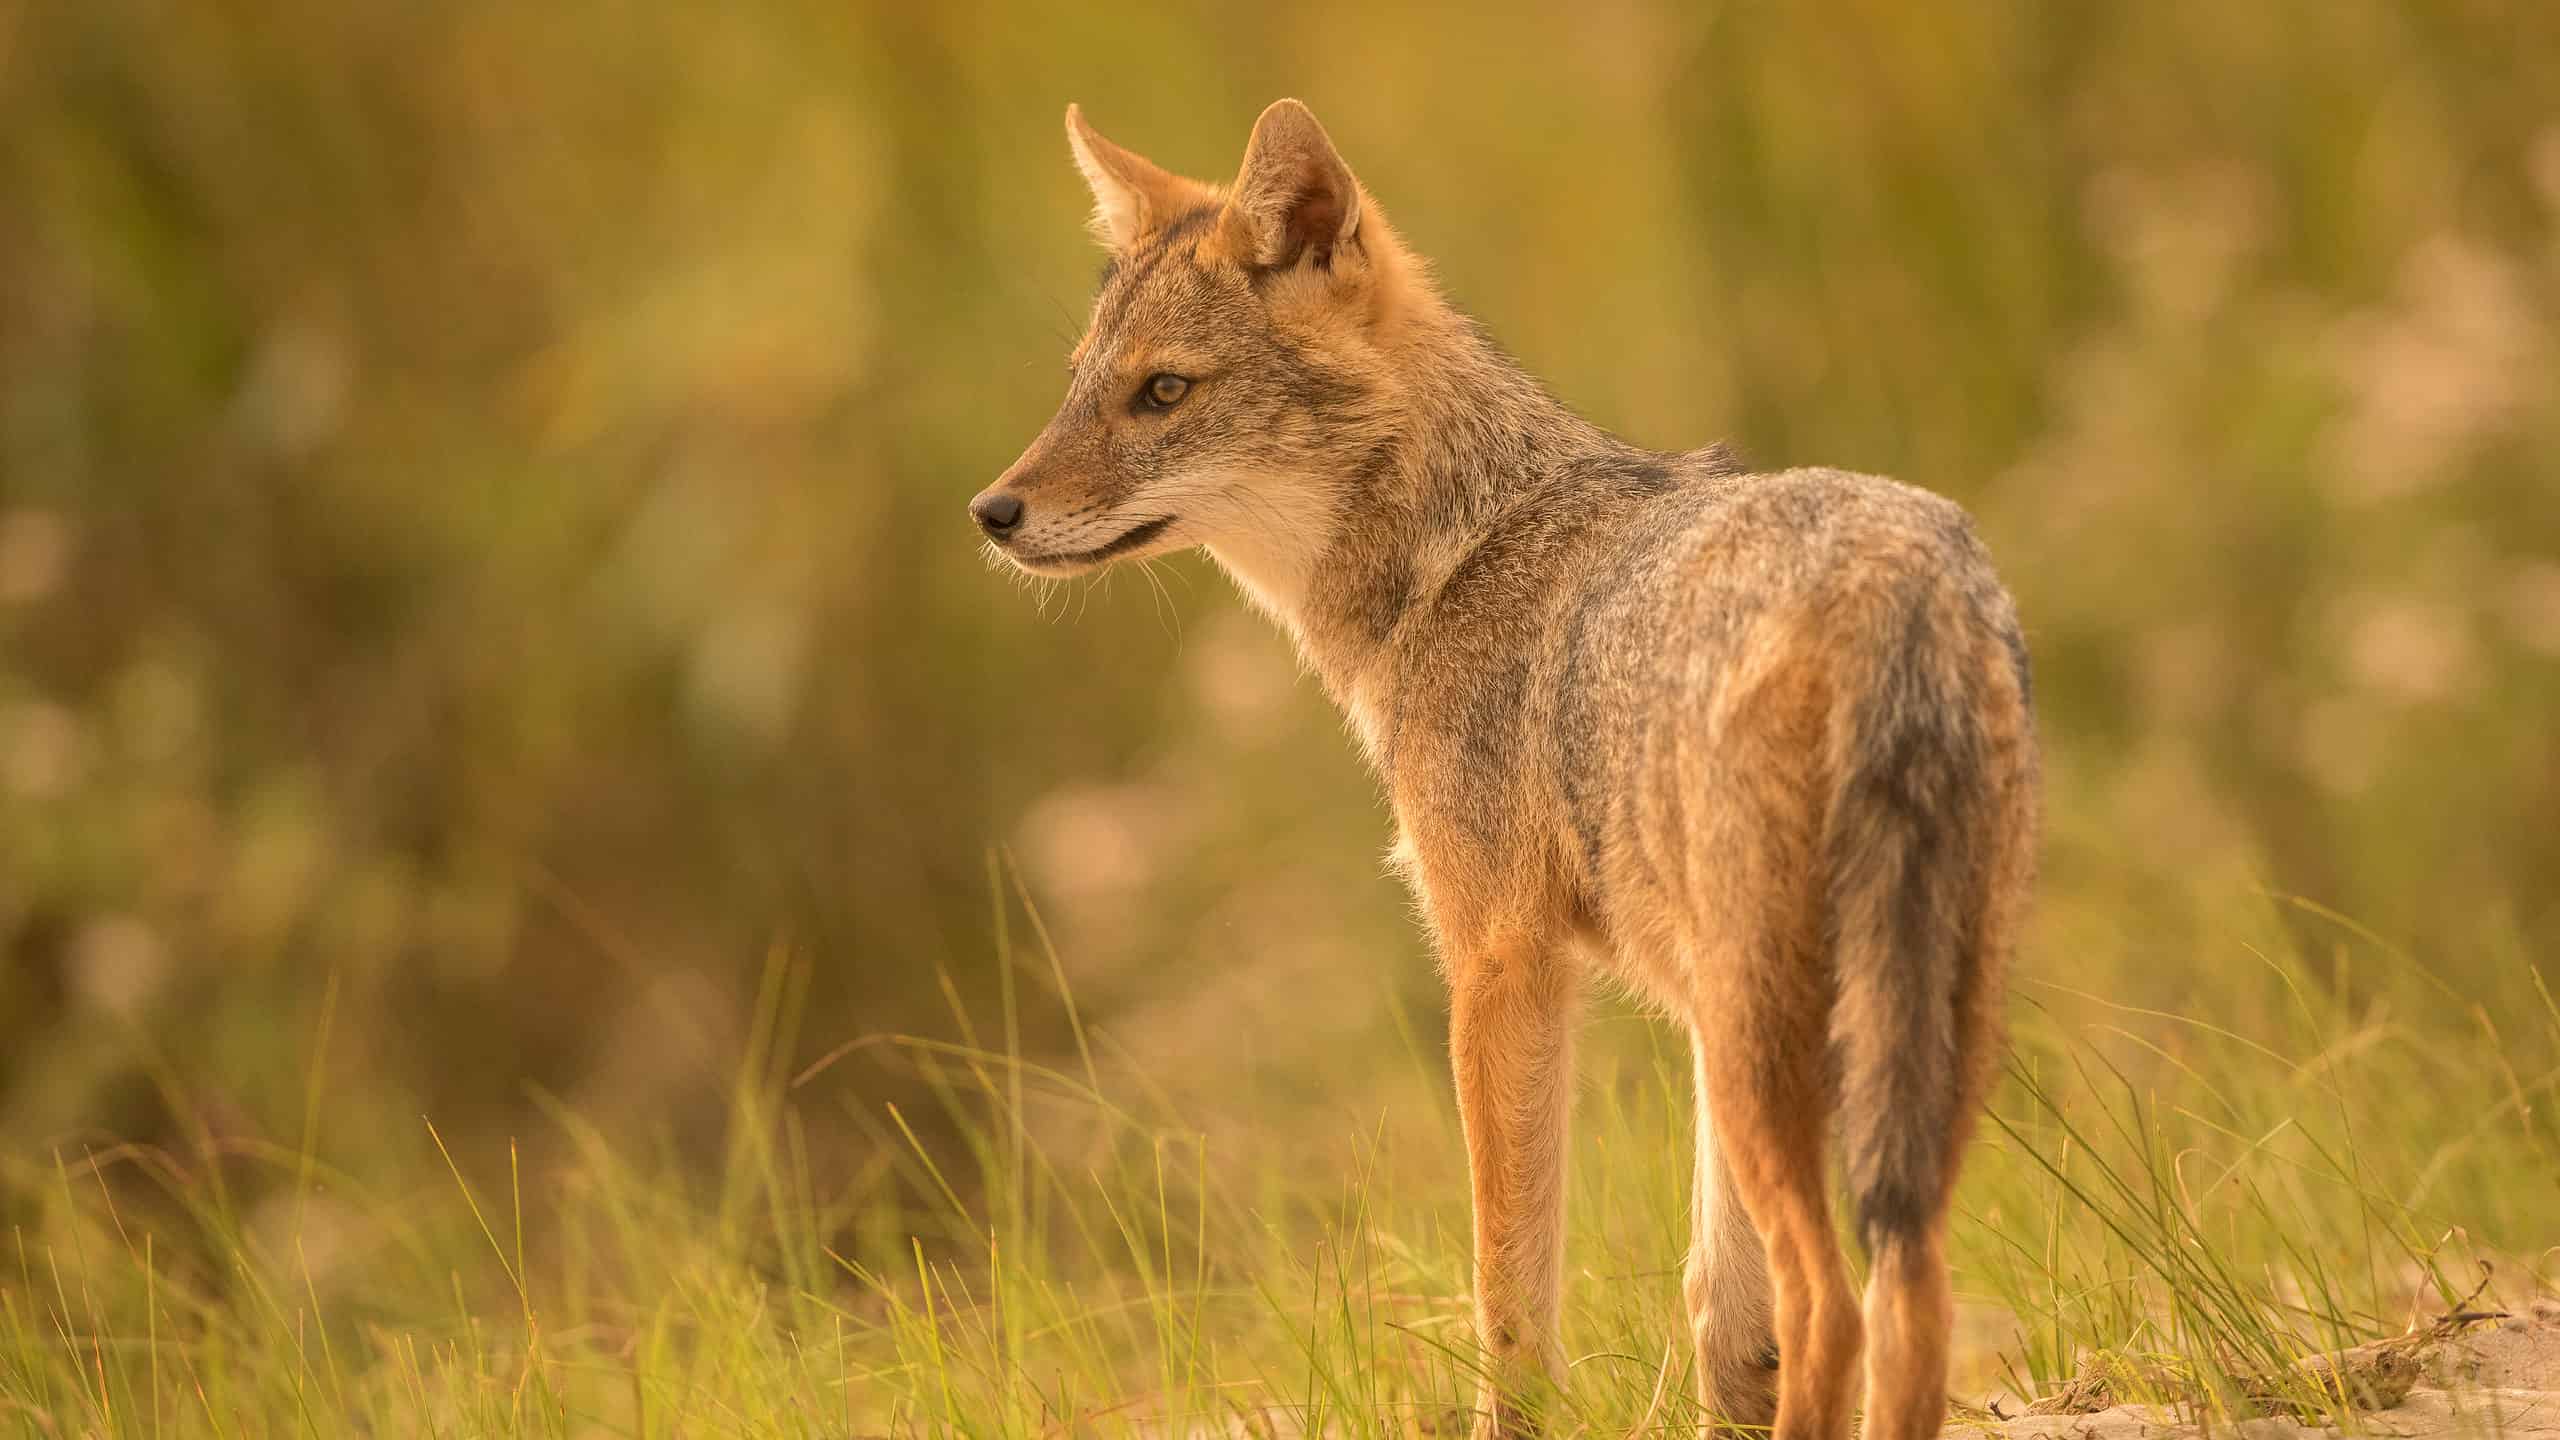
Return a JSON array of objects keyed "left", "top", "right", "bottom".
[{"left": 1447, "top": 932, "right": 1578, "bottom": 1438}]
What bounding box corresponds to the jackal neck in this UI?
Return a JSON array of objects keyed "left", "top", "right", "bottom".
[{"left": 1212, "top": 305, "right": 1640, "bottom": 766}]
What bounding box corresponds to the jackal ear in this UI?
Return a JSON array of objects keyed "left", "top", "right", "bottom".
[
  {"left": 1221, "top": 99, "right": 1363, "bottom": 273},
  {"left": 1065, "top": 104, "right": 1216, "bottom": 252}
]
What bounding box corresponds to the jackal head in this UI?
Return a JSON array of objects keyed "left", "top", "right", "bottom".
[{"left": 970, "top": 100, "right": 1410, "bottom": 614}]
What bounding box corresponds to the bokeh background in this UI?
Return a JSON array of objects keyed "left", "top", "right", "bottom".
[{"left": 4, "top": 0, "right": 2556, "bottom": 1257}]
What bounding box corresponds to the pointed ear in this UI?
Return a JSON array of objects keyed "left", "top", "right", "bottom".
[
  {"left": 1065, "top": 103, "right": 1216, "bottom": 251},
  {"left": 1221, "top": 99, "right": 1363, "bottom": 272}
]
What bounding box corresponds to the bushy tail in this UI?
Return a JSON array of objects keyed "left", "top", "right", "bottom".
[{"left": 1824, "top": 601, "right": 2029, "bottom": 1256}]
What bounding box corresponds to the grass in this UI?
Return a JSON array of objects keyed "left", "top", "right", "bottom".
[{"left": 3, "top": 890, "right": 2554, "bottom": 1437}]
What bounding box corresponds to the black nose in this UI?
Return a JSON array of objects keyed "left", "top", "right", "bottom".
[{"left": 971, "top": 492, "right": 1024, "bottom": 537}]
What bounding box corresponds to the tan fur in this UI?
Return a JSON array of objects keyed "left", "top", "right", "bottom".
[{"left": 974, "top": 100, "right": 2041, "bottom": 1440}]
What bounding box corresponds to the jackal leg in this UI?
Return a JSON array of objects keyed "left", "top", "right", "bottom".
[
  {"left": 1681, "top": 793, "right": 1860, "bottom": 1440},
  {"left": 1687, "top": 1040, "right": 1778, "bottom": 1431},
  {"left": 1448, "top": 932, "right": 1578, "bottom": 1438},
  {"left": 1694, "top": 978, "right": 1859, "bottom": 1440},
  {"left": 1861, "top": 1219, "right": 1956, "bottom": 1440}
]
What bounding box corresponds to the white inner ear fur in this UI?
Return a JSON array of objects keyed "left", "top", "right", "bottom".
[
  {"left": 1067, "top": 128, "right": 1149, "bottom": 251},
  {"left": 1065, "top": 105, "right": 1219, "bottom": 252}
]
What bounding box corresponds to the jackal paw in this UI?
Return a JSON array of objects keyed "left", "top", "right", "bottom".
[
  {"left": 1469, "top": 1358, "right": 1562, "bottom": 1438},
  {"left": 1700, "top": 1337, "right": 1781, "bottom": 1434}
]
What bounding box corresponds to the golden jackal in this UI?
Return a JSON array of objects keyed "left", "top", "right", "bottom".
[{"left": 970, "top": 99, "right": 2039, "bottom": 1440}]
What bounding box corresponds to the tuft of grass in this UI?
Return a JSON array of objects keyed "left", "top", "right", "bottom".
[{"left": 2, "top": 890, "right": 2553, "bottom": 1435}]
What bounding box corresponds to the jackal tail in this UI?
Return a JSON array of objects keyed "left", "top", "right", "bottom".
[{"left": 1824, "top": 596, "right": 2034, "bottom": 1256}]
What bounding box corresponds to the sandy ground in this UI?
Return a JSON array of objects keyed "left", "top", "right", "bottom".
[
  {"left": 1170, "top": 1296, "right": 2560, "bottom": 1437},
  {"left": 1965, "top": 1300, "right": 2560, "bottom": 1440}
]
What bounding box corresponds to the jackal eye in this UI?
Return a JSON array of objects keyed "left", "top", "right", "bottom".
[{"left": 1137, "top": 373, "right": 1191, "bottom": 411}]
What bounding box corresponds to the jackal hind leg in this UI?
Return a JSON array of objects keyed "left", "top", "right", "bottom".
[
  {"left": 1685, "top": 1038, "right": 1778, "bottom": 1433},
  {"left": 1690, "top": 949, "right": 1859, "bottom": 1440},
  {"left": 1676, "top": 738, "right": 1860, "bottom": 1440}
]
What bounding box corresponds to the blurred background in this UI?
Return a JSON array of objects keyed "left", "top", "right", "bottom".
[{"left": 3, "top": 0, "right": 2555, "bottom": 1259}]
